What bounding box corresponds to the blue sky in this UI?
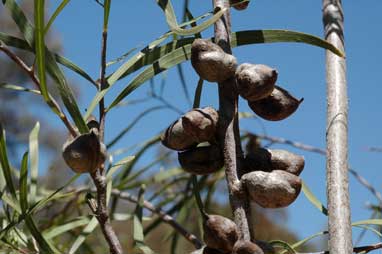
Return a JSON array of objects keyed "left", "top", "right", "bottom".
[{"left": 36, "top": 0, "right": 382, "bottom": 249}]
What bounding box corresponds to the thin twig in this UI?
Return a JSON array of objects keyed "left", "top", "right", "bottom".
[
  {"left": 213, "top": 0, "right": 251, "bottom": 241},
  {"left": 111, "top": 189, "right": 204, "bottom": 249},
  {"left": 89, "top": 5, "right": 123, "bottom": 253},
  {"left": 0, "top": 41, "right": 78, "bottom": 137}
]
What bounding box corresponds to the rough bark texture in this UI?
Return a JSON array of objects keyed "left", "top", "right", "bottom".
[
  {"left": 213, "top": 0, "right": 252, "bottom": 241},
  {"left": 323, "top": 0, "right": 352, "bottom": 253}
]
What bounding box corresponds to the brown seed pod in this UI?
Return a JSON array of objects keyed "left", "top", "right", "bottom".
[
  {"left": 248, "top": 86, "right": 303, "bottom": 121},
  {"left": 62, "top": 130, "right": 106, "bottom": 173},
  {"left": 191, "top": 39, "right": 237, "bottom": 82},
  {"left": 242, "top": 170, "right": 302, "bottom": 208},
  {"left": 230, "top": 0, "right": 250, "bottom": 10},
  {"left": 236, "top": 63, "right": 277, "bottom": 101},
  {"left": 269, "top": 149, "right": 305, "bottom": 176},
  {"left": 203, "top": 214, "right": 239, "bottom": 253},
  {"left": 161, "top": 118, "right": 197, "bottom": 151},
  {"left": 181, "top": 107, "right": 219, "bottom": 143},
  {"left": 244, "top": 148, "right": 305, "bottom": 176},
  {"left": 178, "top": 145, "right": 223, "bottom": 175},
  {"left": 232, "top": 240, "right": 264, "bottom": 254}
]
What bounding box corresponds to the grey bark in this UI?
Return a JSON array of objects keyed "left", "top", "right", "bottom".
[
  {"left": 322, "top": 0, "right": 352, "bottom": 253},
  {"left": 213, "top": 0, "right": 252, "bottom": 241}
]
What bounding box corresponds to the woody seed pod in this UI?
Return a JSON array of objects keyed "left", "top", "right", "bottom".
[
  {"left": 230, "top": 0, "right": 250, "bottom": 10},
  {"left": 248, "top": 86, "right": 303, "bottom": 121},
  {"left": 236, "top": 63, "right": 277, "bottom": 101},
  {"left": 62, "top": 130, "right": 106, "bottom": 173},
  {"left": 181, "top": 107, "right": 219, "bottom": 143},
  {"left": 203, "top": 214, "right": 239, "bottom": 253},
  {"left": 178, "top": 145, "right": 223, "bottom": 175},
  {"left": 161, "top": 118, "right": 197, "bottom": 151},
  {"left": 191, "top": 39, "right": 237, "bottom": 82},
  {"left": 269, "top": 149, "right": 305, "bottom": 176},
  {"left": 232, "top": 240, "right": 264, "bottom": 254},
  {"left": 244, "top": 148, "right": 305, "bottom": 176},
  {"left": 242, "top": 170, "right": 302, "bottom": 208}
]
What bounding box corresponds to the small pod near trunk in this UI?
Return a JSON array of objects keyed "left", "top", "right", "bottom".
[
  {"left": 230, "top": 0, "right": 250, "bottom": 10},
  {"left": 161, "top": 107, "right": 218, "bottom": 151},
  {"left": 62, "top": 130, "right": 106, "bottom": 173},
  {"left": 178, "top": 145, "right": 223, "bottom": 175},
  {"left": 191, "top": 39, "right": 237, "bottom": 83},
  {"left": 242, "top": 170, "right": 302, "bottom": 208},
  {"left": 203, "top": 214, "right": 239, "bottom": 253},
  {"left": 248, "top": 86, "right": 303, "bottom": 121},
  {"left": 232, "top": 240, "right": 264, "bottom": 254},
  {"left": 236, "top": 63, "right": 278, "bottom": 101},
  {"left": 244, "top": 148, "right": 305, "bottom": 176}
]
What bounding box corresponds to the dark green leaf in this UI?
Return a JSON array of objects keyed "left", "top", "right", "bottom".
[
  {"left": 24, "top": 216, "right": 58, "bottom": 253},
  {"left": 0, "top": 83, "right": 40, "bottom": 95},
  {"left": 103, "top": 0, "right": 111, "bottom": 29},
  {"left": 19, "top": 152, "right": 29, "bottom": 213},
  {"left": 0, "top": 125, "right": 17, "bottom": 198}
]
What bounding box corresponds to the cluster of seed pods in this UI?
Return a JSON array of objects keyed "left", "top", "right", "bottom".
[{"left": 161, "top": 21, "right": 306, "bottom": 253}]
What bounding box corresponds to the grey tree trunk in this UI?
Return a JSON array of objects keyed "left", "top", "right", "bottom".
[{"left": 322, "top": 0, "right": 352, "bottom": 253}]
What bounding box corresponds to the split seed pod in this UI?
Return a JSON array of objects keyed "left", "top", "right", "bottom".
[
  {"left": 244, "top": 148, "right": 305, "bottom": 176},
  {"left": 232, "top": 240, "right": 264, "bottom": 254},
  {"left": 248, "top": 86, "right": 303, "bottom": 121},
  {"left": 203, "top": 214, "right": 239, "bottom": 253},
  {"left": 236, "top": 63, "right": 278, "bottom": 101},
  {"left": 181, "top": 107, "right": 218, "bottom": 143},
  {"left": 178, "top": 145, "right": 223, "bottom": 175},
  {"left": 191, "top": 39, "right": 237, "bottom": 82},
  {"left": 242, "top": 170, "right": 302, "bottom": 208},
  {"left": 161, "top": 118, "right": 197, "bottom": 151},
  {"left": 62, "top": 130, "right": 106, "bottom": 173},
  {"left": 161, "top": 107, "right": 218, "bottom": 151},
  {"left": 230, "top": 0, "right": 250, "bottom": 10}
]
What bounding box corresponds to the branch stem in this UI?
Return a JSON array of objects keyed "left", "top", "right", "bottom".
[
  {"left": 323, "top": 0, "right": 352, "bottom": 253},
  {"left": 213, "top": 0, "right": 251, "bottom": 241}
]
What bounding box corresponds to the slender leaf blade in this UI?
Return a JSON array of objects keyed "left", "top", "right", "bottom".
[
  {"left": 68, "top": 216, "right": 98, "bottom": 254},
  {"left": 301, "top": 180, "right": 328, "bottom": 216},
  {"left": 44, "top": 0, "right": 71, "bottom": 34},
  {"left": 19, "top": 152, "right": 29, "bottom": 213},
  {"left": 0, "top": 125, "right": 17, "bottom": 198},
  {"left": 29, "top": 122, "right": 40, "bottom": 204}
]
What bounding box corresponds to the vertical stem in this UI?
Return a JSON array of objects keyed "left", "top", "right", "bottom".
[
  {"left": 213, "top": 0, "right": 252, "bottom": 241},
  {"left": 323, "top": 0, "right": 352, "bottom": 253}
]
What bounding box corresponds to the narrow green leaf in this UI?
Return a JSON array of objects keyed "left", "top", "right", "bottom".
[
  {"left": 34, "top": 0, "right": 49, "bottom": 102},
  {"left": 290, "top": 231, "right": 327, "bottom": 251},
  {"left": 103, "top": 0, "right": 111, "bottom": 29},
  {"left": 301, "top": 180, "right": 328, "bottom": 216},
  {"left": 29, "top": 122, "right": 40, "bottom": 204},
  {"left": 133, "top": 186, "right": 145, "bottom": 243},
  {"left": 44, "top": 0, "right": 71, "bottom": 35},
  {"left": 68, "top": 216, "right": 98, "bottom": 254},
  {"left": 353, "top": 225, "right": 382, "bottom": 238},
  {"left": 156, "top": 0, "right": 227, "bottom": 36},
  {"left": 2, "top": 0, "right": 35, "bottom": 46},
  {"left": 269, "top": 240, "right": 296, "bottom": 253},
  {"left": 43, "top": 216, "right": 91, "bottom": 240},
  {"left": 1, "top": 193, "right": 21, "bottom": 214},
  {"left": 19, "top": 152, "right": 29, "bottom": 213},
  {"left": 106, "top": 156, "right": 135, "bottom": 181},
  {"left": 352, "top": 219, "right": 382, "bottom": 226},
  {"left": 0, "top": 125, "right": 17, "bottom": 199},
  {"left": 0, "top": 83, "right": 41, "bottom": 95},
  {"left": 24, "top": 216, "right": 58, "bottom": 253}
]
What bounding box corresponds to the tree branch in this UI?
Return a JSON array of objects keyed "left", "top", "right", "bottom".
[
  {"left": 213, "top": 0, "right": 251, "bottom": 241},
  {"left": 323, "top": 1, "right": 352, "bottom": 251}
]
